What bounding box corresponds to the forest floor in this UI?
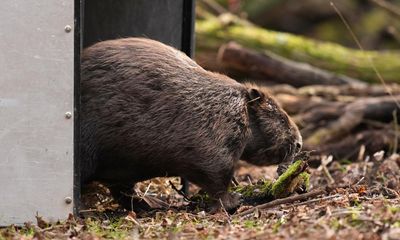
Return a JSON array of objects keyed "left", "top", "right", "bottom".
[
  {"left": 3, "top": 1, "right": 400, "bottom": 239},
  {"left": 1, "top": 152, "right": 399, "bottom": 240}
]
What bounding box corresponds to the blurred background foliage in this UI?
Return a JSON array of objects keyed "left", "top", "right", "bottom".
[{"left": 212, "top": 0, "right": 400, "bottom": 50}]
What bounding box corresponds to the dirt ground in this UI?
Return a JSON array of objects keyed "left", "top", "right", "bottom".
[{"left": 1, "top": 152, "right": 399, "bottom": 240}]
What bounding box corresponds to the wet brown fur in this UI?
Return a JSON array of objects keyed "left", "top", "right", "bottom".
[{"left": 80, "top": 38, "right": 302, "bottom": 210}]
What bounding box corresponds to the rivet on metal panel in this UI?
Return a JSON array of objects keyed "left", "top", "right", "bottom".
[
  {"left": 65, "top": 197, "right": 72, "bottom": 204},
  {"left": 65, "top": 112, "right": 72, "bottom": 119},
  {"left": 64, "top": 25, "right": 72, "bottom": 33}
]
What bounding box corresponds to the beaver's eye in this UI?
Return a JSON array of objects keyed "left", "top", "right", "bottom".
[{"left": 280, "top": 118, "right": 285, "bottom": 124}]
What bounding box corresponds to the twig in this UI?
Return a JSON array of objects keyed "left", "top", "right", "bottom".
[
  {"left": 131, "top": 194, "right": 135, "bottom": 212},
  {"left": 383, "top": 186, "right": 400, "bottom": 198},
  {"left": 219, "top": 198, "right": 232, "bottom": 225},
  {"left": 319, "top": 155, "right": 335, "bottom": 184},
  {"left": 143, "top": 182, "right": 152, "bottom": 197},
  {"left": 121, "top": 191, "right": 141, "bottom": 199},
  {"left": 234, "top": 188, "right": 326, "bottom": 217},
  {"left": 392, "top": 110, "right": 398, "bottom": 154},
  {"left": 232, "top": 177, "right": 240, "bottom": 186},
  {"left": 169, "top": 180, "right": 192, "bottom": 202},
  {"left": 247, "top": 176, "right": 253, "bottom": 185},
  {"left": 357, "top": 145, "right": 366, "bottom": 162},
  {"left": 290, "top": 194, "right": 342, "bottom": 207},
  {"left": 79, "top": 208, "right": 99, "bottom": 213},
  {"left": 355, "top": 177, "right": 365, "bottom": 186}
]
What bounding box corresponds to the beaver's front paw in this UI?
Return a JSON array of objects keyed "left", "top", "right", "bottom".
[{"left": 209, "top": 192, "right": 242, "bottom": 214}]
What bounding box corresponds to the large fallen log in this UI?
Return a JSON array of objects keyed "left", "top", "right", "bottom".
[
  {"left": 196, "top": 13, "right": 400, "bottom": 83},
  {"left": 217, "top": 42, "right": 363, "bottom": 87}
]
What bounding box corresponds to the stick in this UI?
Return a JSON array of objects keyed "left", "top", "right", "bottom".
[
  {"left": 219, "top": 198, "right": 232, "bottom": 225},
  {"left": 234, "top": 188, "right": 326, "bottom": 217},
  {"left": 169, "top": 180, "right": 191, "bottom": 202},
  {"left": 290, "top": 194, "right": 342, "bottom": 207}
]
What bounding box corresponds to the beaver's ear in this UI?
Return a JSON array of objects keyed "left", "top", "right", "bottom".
[{"left": 248, "top": 88, "right": 263, "bottom": 103}]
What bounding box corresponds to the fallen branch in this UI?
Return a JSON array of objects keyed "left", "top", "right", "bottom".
[
  {"left": 233, "top": 158, "right": 310, "bottom": 206},
  {"left": 305, "top": 95, "right": 400, "bottom": 145},
  {"left": 311, "top": 129, "right": 398, "bottom": 162},
  {"left": 217, "top": 42, "right": 363, "bottom": 87},
  {"left": 234, "top": 188, "right": 326, "bottom": 217}
]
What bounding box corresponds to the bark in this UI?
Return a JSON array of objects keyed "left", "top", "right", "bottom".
[{"left": 217, "top": 42, "right": 363, "bottom": 87}]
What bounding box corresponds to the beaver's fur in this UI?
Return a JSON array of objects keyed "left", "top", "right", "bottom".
[{"left": 80, "top": 38, "right": 302, "bottom": 210}]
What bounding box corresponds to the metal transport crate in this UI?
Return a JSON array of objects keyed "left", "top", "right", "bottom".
[{"left": 0, "top": 0, "right": 194, "bottom": 225}]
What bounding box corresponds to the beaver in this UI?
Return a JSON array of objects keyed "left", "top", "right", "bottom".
[{"left": 80, "top": 38, "right": 302, "bottom": 210}]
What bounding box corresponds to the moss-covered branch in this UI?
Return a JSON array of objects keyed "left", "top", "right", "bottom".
[
  {"left": 234, "top": 159, "right": 310, "bottom": 205},
  {"left": 196, "top": 13, "right": 400, "bottom": 83},
  {"left": 189, "top": 157, "right": 310, "bottom": 209}
]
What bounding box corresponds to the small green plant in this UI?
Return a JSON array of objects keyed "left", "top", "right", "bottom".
[
  {"left": 330, "top": 218, "right": 342, "bottom": 231},
  {"left": 19, "top": 225, "right": 36, "bottom": 238},
  {"left": 243, "top": 220, "right": 259, "bottom": 229},
  {"left": 272, "top": 216, "right": 286, "bottom": 233},
  {"left": 393, "top": 221, "right": 400, "bottom": 228},
  {"left": 387, "top": 205, "right": 400, "bottom": 214}
]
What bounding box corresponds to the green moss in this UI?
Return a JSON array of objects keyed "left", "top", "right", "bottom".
[
  {"left": 286, "top": 172, "right": 310, "bottom": 194},
  {"left": 232, "top": 179, "right": 274, "bottom": 205},
  {"left": 270, "top": 160, "right": 306, "bottom": 198},
  {"left": 234, "top": 179, "right": 273, "bottom": 198}
]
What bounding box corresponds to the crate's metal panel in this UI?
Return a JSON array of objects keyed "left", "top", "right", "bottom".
[
  {"left": 0, "top": 0, "right": 74, "bottom": 225},
  {"left": 83, "top": 0, "right": 184, "bottom": 48}
]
